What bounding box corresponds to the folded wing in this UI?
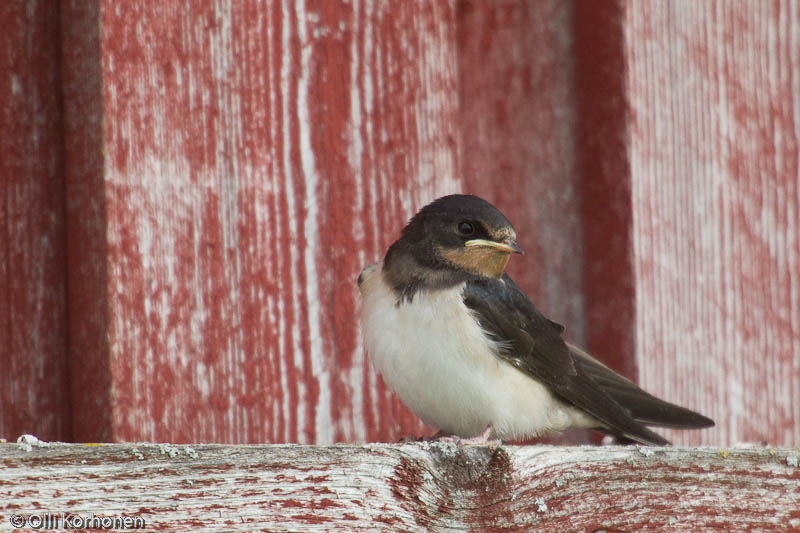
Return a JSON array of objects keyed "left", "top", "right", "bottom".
[{"left": 462, "top": 275, "right": 714, "bottom": 445}]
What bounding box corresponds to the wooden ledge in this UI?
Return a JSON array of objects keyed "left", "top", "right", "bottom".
[{"left": 2, "top": 441, "right": 798, "bottom": 531}]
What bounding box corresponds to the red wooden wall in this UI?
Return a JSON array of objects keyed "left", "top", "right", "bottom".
[{"left": 1, "top": 0, "right": 798, "bottom": 446}]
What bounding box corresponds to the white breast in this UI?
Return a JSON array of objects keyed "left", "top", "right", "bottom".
[{"left": 358, "top": 262, "right": 596, "bottom": 440}]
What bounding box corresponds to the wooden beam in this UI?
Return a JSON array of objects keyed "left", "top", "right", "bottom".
[
  {"left": 0, "top": 0, "right": 71, "bottom": 442},
  {"left": 623, "top": 0, "right": 800, "bottom": 447},
  {"left": 2, "top": 440, "right": 798, "bottom": 530}
]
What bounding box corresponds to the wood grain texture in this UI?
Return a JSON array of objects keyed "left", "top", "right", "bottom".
[
  {"left": 61, "top": 0, "right": 114, "bottom": 443},
  {"left": 573, "top": 0, "right": 638, "bottom": 383},
  {"left": 0, "top": 0, "right": 70, "bottom": 441},
  {"left": 76, "top": 0, "right": 594, "bottom": 446},
  {"left": 1, "top": 441, "right": 798, "bottom": 531},
  {"left": 350, "top": 0, "right": 462, "bottom": 443},
  {"left": 625, "top": 0, "right": 800, "bottom": 446},
  {"left": 59, "top": 0, "right": 464, "bottom": 444},
  {"left": 457, "top": 0, "right": 585, "bottom": 345}
]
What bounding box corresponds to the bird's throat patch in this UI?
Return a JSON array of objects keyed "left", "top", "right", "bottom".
[{"left": 441, "top": 247, "right": 511, "bottom": 278}]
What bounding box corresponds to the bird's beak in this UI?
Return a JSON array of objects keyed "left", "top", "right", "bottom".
[{"left": 465, "top": 238, "right": 524, "bottom": 255}]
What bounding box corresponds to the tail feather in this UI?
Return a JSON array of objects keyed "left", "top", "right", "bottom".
[{"left": 568, "top": 344, "right": 715, "bottom": 433}]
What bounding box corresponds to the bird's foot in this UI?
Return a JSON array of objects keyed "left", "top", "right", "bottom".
[
  {"left": 434, "top": 425, "right": 501, "bottom": 447},
  {"left": 397, "top": 436, "right": 425, "bottom": 443}
]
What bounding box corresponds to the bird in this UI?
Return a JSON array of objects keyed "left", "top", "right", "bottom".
[{"left": 358, "top": 194, "right": 714, "bottom": 445}]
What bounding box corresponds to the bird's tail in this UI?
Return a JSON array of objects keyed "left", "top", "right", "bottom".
[{"left": 568, "top": 344, "right": 714, "bottom": 439}]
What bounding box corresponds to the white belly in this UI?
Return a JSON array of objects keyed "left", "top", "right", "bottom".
[{"left": 359, "top": 262, "right": 596, "bottom": 440}]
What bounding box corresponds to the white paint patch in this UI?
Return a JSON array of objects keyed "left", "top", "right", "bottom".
[
  {"left": 345, "top": 0, "right": 368, "bottom": 443},
  {"left": 11, "top": 74, "right": 21, "bottom": 95},
  {"left": 280, "top": 0, "right": 307, "bottom": 443},
  {"left": 296, "top": 0, "right": 333, "bottom": 445},
  {"left": 627, "top": 3, "right": 800, "bottom": 445}
]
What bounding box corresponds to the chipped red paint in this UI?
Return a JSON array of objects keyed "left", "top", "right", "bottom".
[
  {"left": 60, "top": 1, "right": 116, "bottom": 443},
  {"left": 0, "top": 0, "right": 71, "bottom": 441},
  {"left": 573, "top": 0, "right": 637, "bottom": 383},
  {"left": 625, "top": 1, "right": 800, "bottom": 446},
  {"left": 8, "top": 443, "right": 793, "bottom": 530},
  {"left": 458, "top": 0, "right": 586, "bottom": 338}
]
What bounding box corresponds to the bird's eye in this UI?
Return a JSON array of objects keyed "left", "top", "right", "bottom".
[{"left": 457, "top": 221, "right": 475, "bottom": 235}]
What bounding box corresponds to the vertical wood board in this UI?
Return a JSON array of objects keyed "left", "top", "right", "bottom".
[
  {"left": 0, "top": 0, "right": 70, "bottom": 441},
  {"left": 458, "top": 0, "right": 585, "bottom": 345},
  {"left": 573, "top": 0, "right": 637, "bottom": 383},
  {"left": 61, "top": 0, "right": 115, "bottom": 443},
  {"left": 90, "top": 0, "right": 462, "bottom": 444},
  {"left": 626, "top": 0, "right": 800, "bottom": 445}
]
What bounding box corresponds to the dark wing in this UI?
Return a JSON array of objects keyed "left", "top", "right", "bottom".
[
  {"left": 567, "top": 344, "right": 714, "bottom": 428},
  {"left": 462, "top": 275, "right": 714, "bottom": 445}
]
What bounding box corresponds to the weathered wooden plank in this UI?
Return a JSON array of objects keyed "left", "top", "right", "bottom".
[
  {"left": 458, "top": 0, "right": 585, "bottom": 344},
  {"left": 573, "top": 0, "right": 638, "bottom": 386},
  {"left": 625, "top": 0, "right": 800, "bottom": 445},
  {"left": 60, "top": 0, "right": 114, "bottom": 443},
  {"left": 56, "top": 0, "right": 465, "bottom": 444},
  {"left": 0, "top": 0, "right": 70, "bottom": 441},
  {"left": 1, "top": 441, "right": 798, "bottom": 531},
  {"left": 350, "top": 0, "right": 462, "bottom": 443}
]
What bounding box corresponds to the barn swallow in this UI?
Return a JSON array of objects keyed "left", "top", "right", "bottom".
[{"left": 358, "top": 194, "right": 714, "bottom": 445}]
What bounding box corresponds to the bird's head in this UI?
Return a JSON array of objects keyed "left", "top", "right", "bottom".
[{"left": 388, "top": 194, "right": 523, "bottom": 280}]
